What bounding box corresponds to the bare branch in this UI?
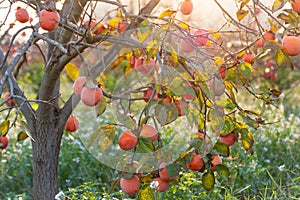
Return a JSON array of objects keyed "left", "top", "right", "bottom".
[
  {"left": 33, "top": 32, "right": 68, "bottom": 54},
  {"left": 0, "top": 33, "right": 38, "bottom": 95}
]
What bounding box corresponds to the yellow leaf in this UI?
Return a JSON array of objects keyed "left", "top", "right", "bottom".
[
  {"left": 158, "top": 9, "right": 177, "bottom": 19},
  {"left": 237, "top": 50, "right": 246, "bottom": 59},
  {"left": 65, "top": 63, "right": 79, "bottom": 81},
  {"left": 267, "top": 18, "right": 278, "bottom": 33},
  {"left": 116, "top": 9, "right": 124, "bottom": 18},
  {"left": 236, "top": 9, "right": 249, "bottom": 21},
  {"left": 146, "top": 40, "right": 159, "bottom": 58},
  {"left": 205, "top": 40, "right": 213, "bottom": 46},
  {"left": 140, "top": 174, "right": 153, "bottom": 184},
  {"left": 240, "top": 0, "right": 250, "bottom": 8},
  {"left": 168, "top": 44, "right": 178, "bottom": 64},
  {"left": 138, "top": 29, "right": 152, "bottom": 43},
  {"left": 108, "top": 17, "right": 120, "bottom": 30},
  {"left": 214, "top": 56, "right": 224, "bottom": 66},
  {"left": 0, "top": 120, "right": 10, "bottom": 136},
  {"left": 179, "top": 22, "right": 190, "bottom": 31},
  {"left": 17, "top": 131, "right": 28, "bottom": 141},
  {"left": 275, "top": 48, "right": 292, "bottom": 68},
  {"left": 207, "top": 29, "right": 221, "bottom": 40},
  {"left": 272, "top": 0, "right": 288, "bottom": 12},
  {"left": 96, "top": 77, "right": 106, "bottom": 88}
]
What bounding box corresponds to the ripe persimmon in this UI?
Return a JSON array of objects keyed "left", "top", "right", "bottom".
[
  {"left": 15, "top": 7, "right": 29, "bottom": 23},
  {"left": 39, "top": 9, "right": 60, "bottom": 31},
  {"left": 3, "top": 92, "right": 16, "bottom": 107},
  {"left": 211, "top": 154, "right": 222, "bottom": 171},
  {"left": 143, "top": 88, "right": 158, "bottom": 102},
  {"left": 139, "top": 124, "right": 158, "bottom": 142},
  {"left": 65, "top": 116, "right": 79, "bottom": 132},
  {"left": 194, "top": 29, "right": 209, "bottom": 47},
  {"left": 0, "top": 136, "right": 9, "bottom": 149},
  {"left": 134, "top": 58, "right": 159, "bottom": 75},
  {"left": 175, "top": 100, "right": 188, "bottom": 116},
  {"left": 153, "top": 177, "right": 169, "bottom": 192},
  {"left": 118, "top": 130, "right": 138, "bottom": 150},
  {"left": 291, "top": 0, "right": 300, "bottom": 12},
  {"left": 256, "top": 31, "right": 275, "bottom": 48},
  {"left": 187, "top": 152, "right": 205, "bottom": 171},
  {"left": 80, "top": 86, "right": 103, "bottom": 106},
  {"left": 218, "top": 65, "right": 226, "bottom": 79},
  {"left": 220, "top": 132, "right": 236, "bottom": 146},
  {"left": 180, "top": 0, "right": 193, "bottom": 15},
  {"left": 120, "top": 175, "right": 140, "bottom": 195},
  {"left": 181, "top": 38, "right": 194, "bottom": 53},
  {"left": 282, "top": 35, "right": 300, "bottom": 56},
  {"left": 263, "top": 31, "right": 275, "bottom": 41},
  {"left": 159, "top": 162, "right": 178, "bottom": 181},
  {"left": 73, "top": 76, "right": 87, "bottom": 96},
  {"left": 243, "top": 53, "right": 255, "bottom": 64},
  {"left": 118, "top": 21, "right": 127, "bottom": 33}
]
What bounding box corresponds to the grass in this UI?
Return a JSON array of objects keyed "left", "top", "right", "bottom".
[{"left": 1, "top": 93, "right": 299, "bottom": 199}]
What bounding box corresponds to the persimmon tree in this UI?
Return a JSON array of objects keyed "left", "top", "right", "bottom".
[{"left": 0, "top": 0, "right": 299, "bottom": 199}]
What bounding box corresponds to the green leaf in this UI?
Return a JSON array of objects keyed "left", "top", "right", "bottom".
[
  {"left": 215, "top": 98, "right": 235, "bottom": 110},
  {"left": 220, "top": 117, "right": 236, "bottom": 135},
  {"left": 155, "top": 103, "right": 178, "bottom": 126},
  {"left": 0, "top": 120, "right": 10, "bottom": 136},
  {"left": 99, "top": 125, "right": 116, "bottom": 150},
  {"left": 272, "top": 0, "right": 288, "bottom": 12},
  {"left": 165, "top": 163, "right": 181, "bottom": 179},
  {"left": 185, "top": 107, "right": 204, "bottom": 130},
  {"left": 138, "top": 137, "right": 155, "bottom": 153},
  {"left": 238, "top": 62, "right": 252, "bottom": 80},
  {"left": 169, "top": 77, "right": 186, "bottom": 96},
  {"left": 87, "top": 128, "right": 101, "bottom": 148},
  {"left": 238, "top": 126, "right": 254, "bottom": 151},
  {"left": 275, "top": 48, "right": 293, "bottom": 68},
  {"left": 88, "top": 125, "right": 116, "bottom": 149},
  {"left": 146, "top": 40, "right": 159, "bottom": 59},
  {"left": 65, "top": 63, "right": 79, "bottom": 81},
  {"left": 210, "top": 110, "right": 225, "bottom": 133},
  {"left": 213, "top": 141, "right": 230, "bottom": 157},
  {"left": 138, "top": 185, "right": 155, "bottom": 200},
  {"left": 96, "top": 96, "right": 107, "bottom": 117},
  {"left": 116, "top": 114, "right": 135, "bottom": 130},
  {"left": 202, "top": 171, "right": 215, "bottom": 191},
  {"left": 215, "top": 164, "right": 230, "bottom": 180},
  {"left": 139, "top": 19, "right": 152, "bottom": 33}
]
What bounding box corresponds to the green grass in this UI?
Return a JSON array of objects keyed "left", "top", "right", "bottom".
[{"left": 1, "top": 101, "right": 299, "bottom": 199}]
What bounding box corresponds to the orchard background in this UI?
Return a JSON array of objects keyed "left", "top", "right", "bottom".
[{"left": 0, "top": 0, "right": 300, "bottom": 199}]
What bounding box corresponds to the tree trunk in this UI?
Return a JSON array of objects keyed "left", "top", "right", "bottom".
[{"left": 32, "top": 120, "right": 63, "bottom": 200}]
